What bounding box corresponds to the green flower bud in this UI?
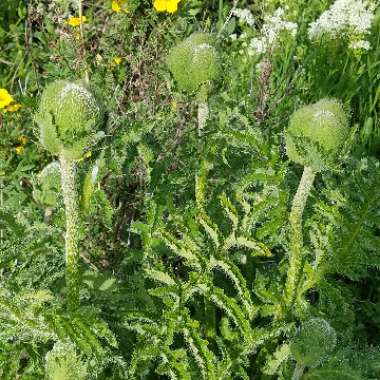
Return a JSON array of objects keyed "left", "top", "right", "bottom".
[
  {"left": 285, "top": 99, "right": 350, "bottom": 172},
  {"left": 290, "top": 318, "right": 337, "bottom": 367},
  {"left": 45, "top": 341, "right": 87, "bottom": 380},
  {"left": 167, "top": 32, "right": 220, "bottom": 93},
  {"left": 36, "top": 80, "right": 103, "bottom": 160}
]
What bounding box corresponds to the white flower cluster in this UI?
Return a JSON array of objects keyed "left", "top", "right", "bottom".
[
  {"left": 232, "top": 8, "right": 255, "bottom": 27},
  {"left": 349, "top": 39, "right": 372, "bottom": 50},
  {"left": 308, "top": 0, "right": 377, "bottom": 50},
  {"left": 249, "top": 8, "right": 298, "bottom": 55}
]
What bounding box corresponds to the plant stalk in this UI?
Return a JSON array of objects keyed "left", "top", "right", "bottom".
[
  {"left": 60, "top": 155, "right": 80, "bottom": 311},
  {"left": 217, "top": 0, "right": 238, "bottom": 38},
  {"left": 0, "top": 178, "right": 3, "bottom": 246},
  {"left": 292, "top": 363, "right": 305, "bottom": 380},
  {"left": 79, "top": 0, "right": 89, "bottom": 83},
  {"left": 197, "top": 84, "right": 209, "bottom": 136},
  {"left": 285, "top": 166, "right": 316, "bottom": 308},
  {"left": 197, "top": 101, "right": 209, "bottom": 136}
]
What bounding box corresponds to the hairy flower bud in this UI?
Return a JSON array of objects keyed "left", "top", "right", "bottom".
[
  {"left": 36, "top": 80, "right": 103, "bottom": 160},
  {"left": 285, "top": 99, "right": 350, "bottom": 172},
  {"left": 167, "top": 32, "right": 220, "bottom": 93},
  {"left": 290, "top": 318, "right": 337, "bottom": 367},
  {"left": 45, "top": 341, "right": 87, "bottom": 380}
]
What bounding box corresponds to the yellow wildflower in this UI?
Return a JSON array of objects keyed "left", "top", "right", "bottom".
[
  {"left": 5, "top": 103, "right": 22, "bottom": 113},
  {"left": 66, "top": 16, "right": 87, "bottom": 27},
  {"left": 15, "top": 146, "right": 24, "bottom": 155},
  {"left": 18, "top": 135, "right": 28, "bottom": 146},
  {"left": 78, "top": 151, "right": 92, "bottom": 162},
  {"left": 112, "top": 0, "right": 129, "bottom": 13},
  {"left": 153, "top": 0, "right": 181, "bottom": 13},
  {"left": 114, "top": 56, "right": 122, "bottom": 65},
  {"left": 0, "top": 89, "right": 14, "bottom": 109},
  {"left": 112, "top": 1, "right": 121, "bottom": 12}
]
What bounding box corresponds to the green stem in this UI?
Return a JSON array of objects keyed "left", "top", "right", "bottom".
[
  {"left": 292, "top": 363, "right": 305, "bottom": 380},
  {"left": 217, "top": 0, "right": 238, "bottom": 38},
  {"left": 0, "top": 177, "right": 3, "bottom": 246},
  {"left": 197, "top": 101, "right": 209, "bottom": 136},
  {"left": 79, "top": 0, "right": 89, "bottom": 83},
  {"left": 285, "top": 166, "right": 316, "bottom": 309},
  {"left": 60, "top": 155, "right": 80, "bottom": 311},
  {"left": 218, "top": 0, "right": 224, "bottom": 27},
  {"left": 197, "top": 84, "right": 209, "bottom": 136}
]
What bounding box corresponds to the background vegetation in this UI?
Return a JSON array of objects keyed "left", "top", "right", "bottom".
[{"left": 1, "top": 0, "right": 380, "bottom": 378}]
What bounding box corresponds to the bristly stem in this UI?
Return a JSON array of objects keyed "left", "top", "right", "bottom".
[
  {"left": 285, "top": 166, "right": 316, "bottom": 309},
  {"left": 197, "top": 84, "right": 209, "bottom": 136},
  {"left": 197, "top": 102, "right": 209, "bottom": 136},
  {"left": 292, "top": 363, "right": 305, "bottom": 380},
  {"left": 60, "top": 155, "right": 80, "bottom": 311}
]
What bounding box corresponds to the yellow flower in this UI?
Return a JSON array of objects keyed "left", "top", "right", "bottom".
[
  {"left": 112, "top": 0, "right": 129, "bottom": 13},
  {"left": 0, "top": 89, "right": 14, "bottom": 109},
  {"left": 78, "top": 151, "right": 92, "bottom": 162},
  {"left": 166, "top": 0, "right": 181, "bottom": 13},
  {"left": 153, "top": 0, "right": 181, "bottom": 13},
  {"left": 66, "top": 16, "right": 87, "bottom": 27},
  {"left": 114, "top": 56, "right": 122, "bottom": 65},
  {"left": 112, "top": 1, "right": 121, "bottom": 12},
  {"left": 15, "top": 146, "right": 24, "bottom": 155},
  {"left": 18, "top": 135, "right": 28, "bottom": 146},
  {"left": 5, "top": 103, "right": 22, "bottom": 113}
]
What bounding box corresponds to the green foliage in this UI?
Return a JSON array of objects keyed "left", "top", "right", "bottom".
[
  {"left": 263, "top": 343, "right": 290, "bottom": 376},
  {"left": 81, "top": 160, "right": 100, "bottom": 213},
  {"left": 124, "top": 161, "right": 295, "bottom": 378},
  {"left": 302, "top": 368, "right": 362, "bottom": 380},
  {"left": 0, "top": 288, "right": 120, "bottom": 378},
  {"left": 2, "top": 0, "right": 380, "bottom": 378},
  {"left": 310, "top": 157, "right": 380, "bottom": 281},
  {"left": 33, "top": 162, "right": 62, "bottom": 208}
]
